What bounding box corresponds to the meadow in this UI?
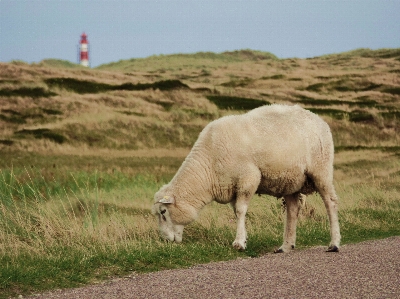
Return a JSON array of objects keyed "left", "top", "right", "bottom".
[{"left": 0, "top": 48, "right": 399, "bottom": 298}]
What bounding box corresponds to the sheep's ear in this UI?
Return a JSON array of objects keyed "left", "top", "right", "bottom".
[{"left": 158, "top": 195, "right": 175, "bottom": 204}]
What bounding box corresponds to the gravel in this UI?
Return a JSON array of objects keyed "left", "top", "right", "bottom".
[{"left": 28, "top": 236, "right": 400, "bottom": 299}]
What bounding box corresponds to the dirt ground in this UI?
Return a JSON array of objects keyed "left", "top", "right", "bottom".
[{"left": 29, "top": 236, "right": 399, "bottom": 299}]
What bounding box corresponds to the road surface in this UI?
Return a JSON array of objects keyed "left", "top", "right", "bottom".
[{"left": 29, "top": 236, "right": 399, "bottom": 298}]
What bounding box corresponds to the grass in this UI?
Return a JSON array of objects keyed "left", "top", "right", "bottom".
[
  {"left": 0, "top": 149, "right": 399, "bottom": 298},
  {"left": 0, "top": 47, "right": 399, "bottom": 298}
]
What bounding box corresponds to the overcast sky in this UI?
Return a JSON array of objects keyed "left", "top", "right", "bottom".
[{"left": 1, "top": 0, "right": 399, "bottom": 67}]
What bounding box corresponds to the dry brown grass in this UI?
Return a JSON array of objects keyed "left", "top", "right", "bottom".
[{"left": 1, "top": 49, "right": 399, "bottom": 154}]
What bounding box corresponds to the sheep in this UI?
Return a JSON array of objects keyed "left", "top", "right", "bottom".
[{"left": 152, "top": 104, "right": 341, "bottom": 253}]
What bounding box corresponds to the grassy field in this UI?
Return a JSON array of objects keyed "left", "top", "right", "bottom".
[{"left": 1, "top": 48, "right": 400, "bottom": 298}]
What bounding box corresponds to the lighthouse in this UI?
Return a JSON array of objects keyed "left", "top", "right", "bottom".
[{"left": 79, "top": 32, "right": 89, "bottom": 67}]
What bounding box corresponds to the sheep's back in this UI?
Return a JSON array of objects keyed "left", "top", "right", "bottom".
[{"left": 203, "top": 105, "right": 333, "bottom": 195}]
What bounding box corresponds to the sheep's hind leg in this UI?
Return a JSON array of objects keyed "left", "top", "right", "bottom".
[
  {"left": 322, "top": 189, "right": 340, "bottom": 252},
  {"left": 314, "top": 177, "right": 341, "bottom": 252},
  {"left": 275, "top": 193, "right": 301, "bottom": 253}
]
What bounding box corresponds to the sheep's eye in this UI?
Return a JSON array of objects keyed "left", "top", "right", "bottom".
[{"left": 160, "top": 209, "right": 167, "bottom": 221}]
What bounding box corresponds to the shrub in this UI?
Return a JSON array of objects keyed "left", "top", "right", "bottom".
[
  {"left": 221, "top": 78, "right": 254, "bottom": 88},
  {"left": 349, "top": 110, "right": 375, "bottom": 123},
  {"left": 0, "top": 87, "right": 56, "bottom": 98},
  {"left": 0, "top": 139, "right": 13, "bottom": 146},
  {"left": 45, "top": 78, "right": 190, "bottom": 94},
  {"left": 15, "top": 128, "right": 66, "bottom": 144},
  {"left": 307, "top": 108, "right": 348, "bottom": 120},
  {"left": 206, "top": 95, "right": 270, "bottom": 110},
  {"left": 44, "top": 78, "right": 112, "bottom": 94}
]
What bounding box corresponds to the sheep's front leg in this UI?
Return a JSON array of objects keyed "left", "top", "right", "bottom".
[
  {"left": 275, "top": 194, "right": 301, "bottom": 253},
  {"left": 231, "top": 169, "right": 261, "bottom": 251},
  {"left": 232, "top": 198, "right": 249, "bottom": 251}
]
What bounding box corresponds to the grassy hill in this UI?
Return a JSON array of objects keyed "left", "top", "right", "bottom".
[{"left": 1, "top": 48, "right": 399, "bottom": 155}]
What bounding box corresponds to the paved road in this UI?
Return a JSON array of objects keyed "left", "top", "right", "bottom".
[{"left": 29, "top": 236, "right": 399, "bottom": 299}]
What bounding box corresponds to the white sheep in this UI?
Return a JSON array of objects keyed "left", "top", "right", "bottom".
[{"left": 152, "top": 104, "right": 341, "bottom": 252}]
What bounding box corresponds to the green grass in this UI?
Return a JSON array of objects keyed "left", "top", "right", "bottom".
[
  {"left": 0, "top": 148, "right": 399, "bottom": 298},
  {"left": 321, "top": 48, "right": 400, "bottom": 60},
  {"left": 38, "top": 59, "right": 83, "bottom": 69},
  {"left": 96, "top": 49, "right": 278, "bottom": 71}
]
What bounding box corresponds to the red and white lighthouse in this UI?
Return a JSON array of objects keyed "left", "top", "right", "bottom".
[{"left": 79, "top": 32, "right": 89, "bottom": 67}]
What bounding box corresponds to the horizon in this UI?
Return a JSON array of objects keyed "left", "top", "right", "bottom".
[
  {"left": 5, "top": 47, "right": 400, "bottom": 68},
  {"left": 1, "top": 1, "right": 400, "bottom": 67}
]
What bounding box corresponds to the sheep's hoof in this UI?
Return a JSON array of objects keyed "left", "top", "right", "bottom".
[
  {"left": 232, "top": 240, "right": 246, "bottom": 251},
  {"left": 274, "top": 248, "right": 284, "bottom": 253},
  {"left": 326, "top": 245, "right": 339, "bottom": 252}
]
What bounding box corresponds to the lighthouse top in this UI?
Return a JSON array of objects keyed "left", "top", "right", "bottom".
[{"left": 80, "top": 32, "right": 88, "bottom": 44}]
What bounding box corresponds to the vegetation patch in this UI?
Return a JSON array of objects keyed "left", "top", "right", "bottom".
[
  {"left": 382, "top": 87, "right": 400, "bottom": 95},
  {"left": 221, "top": 49, "right": 278, "bottom": 61},
  {"left": 297, "top": 96, "right": 378, "bottom": 108},
  {"left": 38, "top": 59, "right": 82, "bottom": 69},
  {"left": 0, "top": 139, "right": 13, "bottom": 146},
  {"left": 206, "top": 95, "right": 270, "bottom": 110},
  {"left": 349, "top": 110, "right": 375, "bottom": 123},
  {"left": 0, "top": 108, "right": 62, "bottom": 124},
  {"left": 153, "top": 101, "right": 174, "bottom": 111},
  {"left": 305, "top": 83, "right": 325, "bottom": 92},
  {"left": 304, "top": 80, "right": 382, "bottom": 93},
  {"left": 221, "top": 78, "right": 254, "bottom": 88},
  {"left": 307, "top": 108, "right": 348, "bottom": 120},
  {"left": 45, "top": 78, "right": 190, "bottom": 94},
  {"left": 41, "top": 108, "right": 63, "bottom": 115},
  {"left": 380, "top": 111, "right": 400, "bottom": 120},
  {"left": 322, "top": 48, "right": 400, "bottom": 60},
  {"left": 297, "top": 97, "right": 345, "bottom": 107},
  {"left": 0, "top": 87, "right": 56, "bottom": 98},
  {"left": 44, "top": 78, "right": 112, "bottom": 94},
  {"left": 117, "top": 80, "right": 189, "bottom": 91},
  {"left": 118, "top": 111, "right": 146, "bottom": 117},
  {"left": 308, "top": 108, "right": 386, "bottom": 123},
  {"left": 261, "top": 74, "right": 286, "bottom": 80},
  {"left": 0, "top": 109, "right": 27, "bottom": 124},
  {"left": 15, "top": 128, "right": 66, "bottom": 144}
]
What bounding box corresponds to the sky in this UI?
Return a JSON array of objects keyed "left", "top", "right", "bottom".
[{"left": 1, "top": 0, "right": 399, "bottom": 67}]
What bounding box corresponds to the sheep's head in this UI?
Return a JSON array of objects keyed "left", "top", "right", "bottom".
[
  {"left": 152, "top": 188, "right": 198, "bottom": 243},
  {"left": 152, "top": 195, "right": 184, "bottom": 243}
]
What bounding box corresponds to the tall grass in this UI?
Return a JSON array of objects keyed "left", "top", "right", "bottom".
[{"left": 1, "top": 149, "right": 400, "bottom": 298}]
